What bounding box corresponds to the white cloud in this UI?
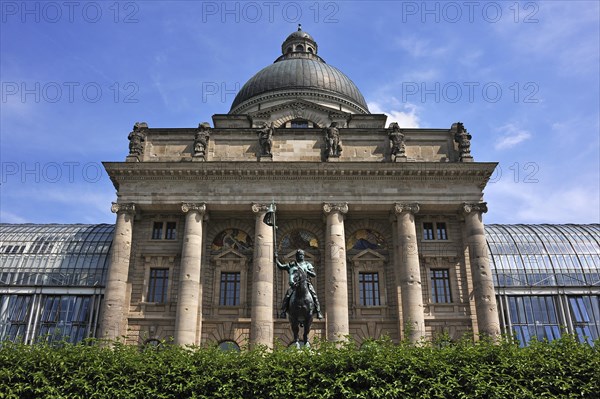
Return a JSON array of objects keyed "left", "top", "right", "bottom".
[
  {"left": 486, "top": 177, "right": 600, "bottom": 224},
  {"left": 368, "top": 101, "right": 421, "bottom": 128},
  {"left": 494, "top": 123, "right": 532, "bottom": 150},
  {"left": 394, "top": 36, "right": 451, "bottom": 59}
]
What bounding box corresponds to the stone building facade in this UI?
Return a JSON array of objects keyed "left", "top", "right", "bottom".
[{"left": 98, "top": 28, "right": 500, "bottom": 347}]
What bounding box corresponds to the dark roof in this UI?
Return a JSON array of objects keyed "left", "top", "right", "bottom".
[{"left": 230, "top": 58, "right": 369, "bottom": 112}]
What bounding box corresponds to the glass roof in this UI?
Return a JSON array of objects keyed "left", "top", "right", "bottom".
[
  {"left": 486, "top": 224, "right": 600, "bottom": 288},
  {"left": 0, "top": 224, "right": 113, "bottom": 287}
]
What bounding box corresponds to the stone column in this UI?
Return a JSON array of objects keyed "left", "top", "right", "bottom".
[
  {"left": 250, "top": 203, "right": 274, "bottom": 348},
  {"left": 323, "top": 202, "right": 349, "bottom": 341},
  {"left": 463, "top": 202, "right": 500, "bottom": 338},
  {"left": 98, "top": 202, "right": 135, "bottom": 341},
  {"left": 394, "top": 203, "right": 425, "bottom": 343},
  {"left": 174, "top": 203, "right": 206, "bottom": 346}
]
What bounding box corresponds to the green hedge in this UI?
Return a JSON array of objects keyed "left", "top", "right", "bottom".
[{"left": 0, "top": 335, "right": 598, "bottom": 398}]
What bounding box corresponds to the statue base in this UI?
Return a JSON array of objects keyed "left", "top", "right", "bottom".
[
  {"left": 460, "top": 156, "right": 474, "bottom": 163},
  {"left": 192, "top": 155, "right": 206, "bottom": 162},
  {"left": 126, "top": 155, "right": 140, "bottom": 162},
  {"left": 258, "top": 154, "right": 273, "bottom": 162},
  {"left": 394, "top": 156, "right": 407, "bottom": 163}
]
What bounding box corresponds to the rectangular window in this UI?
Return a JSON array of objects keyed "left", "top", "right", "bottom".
[
  {"left": 508, "top": 296, "right": 561, "bottom": 346},
  {"left": 423, "top": 223, "right": 434, "bottom": 240},
  {"left": 165, "top": 222, "right": 177, "bottom": 240},
  {"left": 151, "top": 222, "right": 163, "bottom": 240},
  {"left": 436, "top": 223, "right": 448, "bottom": 240},
  {"left": 430, "top": 269, "right": 452, "bottom": 303},
  {"left": 568, "top": 296, "right": 600, "bottom": 344},
  {"left": 358, "top": 272, "right": 380, "bottom": 306},
  {"left": 220, "top": 272, "right": 241, "bottom": 306},
  {"left": 147, "top": 269, "right": 169, "bottom": 303}
]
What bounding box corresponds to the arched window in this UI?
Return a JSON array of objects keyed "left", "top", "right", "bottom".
[
  {"left": 218, "top": 340, "right": 240, "bottom": 351},
  {"left": 307, "top": 47, "right": 314, "bottom": 54},
  {"left": 295, "top": 44, "right": 304, "bottom": 52},
  {"left": 290, "top": 119, "right": 309, "bottom": 128},
  {"left": 286, "top": 46, "right": 292, "bottom": 54}
]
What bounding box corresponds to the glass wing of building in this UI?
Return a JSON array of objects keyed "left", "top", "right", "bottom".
[
  {"left": 1, "top": 223, "right": 598, "bottom": 345},
  {"left": 486, "top": 224, "right": 600, "bottom": 345},
  {"left": 0, "top": 224, "right": 112, "bottom": 343}
]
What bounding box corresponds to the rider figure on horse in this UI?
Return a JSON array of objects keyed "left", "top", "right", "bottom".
[{"left": 276, "top": 249, "right": 324, "bottom": 319}]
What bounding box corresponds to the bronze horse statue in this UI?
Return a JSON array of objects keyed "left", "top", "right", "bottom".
[{"left": 288, "top": 266, "right": 314, "bottom": 349}]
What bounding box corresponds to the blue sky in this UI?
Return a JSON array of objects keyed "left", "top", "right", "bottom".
[{"left": 1, "top": 0, "right": 599, "bottom": 225}]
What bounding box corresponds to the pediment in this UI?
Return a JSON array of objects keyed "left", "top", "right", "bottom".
[
  {"left": 248, "top": 99, "right": 350, "bottom": 128},
  {"left": 214, "top": 248, "right": 246, "bottom": 260},
  {"left": 281, "top": 250, "right": 316, "bottom": 262},
  {"left": 351, "top": 249, "right": 386, "bottom": 262}
]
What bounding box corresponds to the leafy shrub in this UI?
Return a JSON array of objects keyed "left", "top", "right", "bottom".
[{"left": 0, "top": 335, "right": 597, "bottom": 398}]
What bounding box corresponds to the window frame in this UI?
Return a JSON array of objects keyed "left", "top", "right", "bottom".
[
  {"left": 146, "top": 268, "right": 170, "bottom": 303},
  {"left": 430, "top": 268, "right": 452, "bottom": 303},
  {"left": 358, "top": 272, "right": 381, "bottom": 306},
  {"left": 219, "top": 271, "right": 241, "bottom": 306},
  {"left": 150, "top": 221, "right": 178, "bottom": 240}
]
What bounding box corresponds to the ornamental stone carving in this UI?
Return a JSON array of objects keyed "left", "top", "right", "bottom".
[
  {"left": 257, "top": 122, "right": 274, "bottom": 157},
  {"left": 324, "top": 122, "right": 342, "bottom": 159},
  {"left": 127, "top": 122, "right": 147, "bottom": 156},
  {"left": 252, "top": 203, "right": 275, "bottom": 214},
  {"left": 181, "top": 203, "right": 207, "bottom": 214},
  {"left": 452, "top": 122, "right": 473, "bottom": 162},
  {"left": 388, "top": 122, "right": 406, "bottom": 161},
  {"left": 462, "top": 202, "right": 488, "bottom": 214},
  {"left": 394, "top": 203, "right": 420, "bottom": 215},
  {"left": 292, "top": 102, "right": 306, "bottom": 118},
  {"left": 193, "top": 122, "right": 211, "bottom": 160},
  {"left": 111, "top": 202, "right": 135, "bottom": 214},
  {"left": 323, "top": 202, "right": 348, "bottom": 214}
]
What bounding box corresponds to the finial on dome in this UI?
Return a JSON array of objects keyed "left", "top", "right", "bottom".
[{"left": 298, "top": 24, "right": 302, "bottom": 31}]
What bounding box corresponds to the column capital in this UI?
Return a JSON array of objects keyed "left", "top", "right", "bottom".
[
  {"left": 181, "top": 202, "right": 206, "bottom": 214},
  {"left": 251, "top": 203, "right": 275, "bottom": 214},
  {"left": 462, "top": 202, "right": 488, "bottom": 215},
  {"left": 394, "top": 203, "right": 420, "bottom": 215},
  {"left": 323, "top": 202, "right": 348, "bottom": 214},
  {"left": 111, "top": 202, "right": 135, "bottom": 214}
]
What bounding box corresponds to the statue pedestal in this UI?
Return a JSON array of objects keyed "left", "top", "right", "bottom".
[
  {"left": 258, "top": 154, "right": 273, "bottom": 162},
  {"left": 460, "top": 156, "right": 474, "bottom": 163},
  {"left": 125, "top": 155, "right": 140, "bottom": 162},
  {"left": 192, "top": 155, "right": 206, "bottom": 162},
  {"left": 326, "top": 157, "right": 341, "bottom": 162},
  {"left": 394, "top": 156, "right": 407, "bottom": 163}
]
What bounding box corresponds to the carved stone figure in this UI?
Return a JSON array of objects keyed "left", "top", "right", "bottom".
[
  {"left": 453, "top": 122, "right": 472, "bottom": 161},
  {"left": 324, "top": 122, "right": 342, "bottom": 158},
  {"left": 276, "top": 249, "right": 323, "bottom": 320},
  {"left": 194, "top": 122, "right": 211, "bottom": 158},
  {"left": 257, "top": 122, "right": 274, "bottom": 156},
  {"left": 128, "top": 122, "right": 147, "bottom": 156},
  {"left": 388, "top": 122, "right": 406, "bottom": 160}
]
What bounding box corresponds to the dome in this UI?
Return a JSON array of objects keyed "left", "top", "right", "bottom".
[{"left": 229, "top": 27, "right": 369, "bottom": 114}]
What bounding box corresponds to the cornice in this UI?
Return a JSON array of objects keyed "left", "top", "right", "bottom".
[{"left": 103, "top": 161, "right": 497, "bottom": 188}]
